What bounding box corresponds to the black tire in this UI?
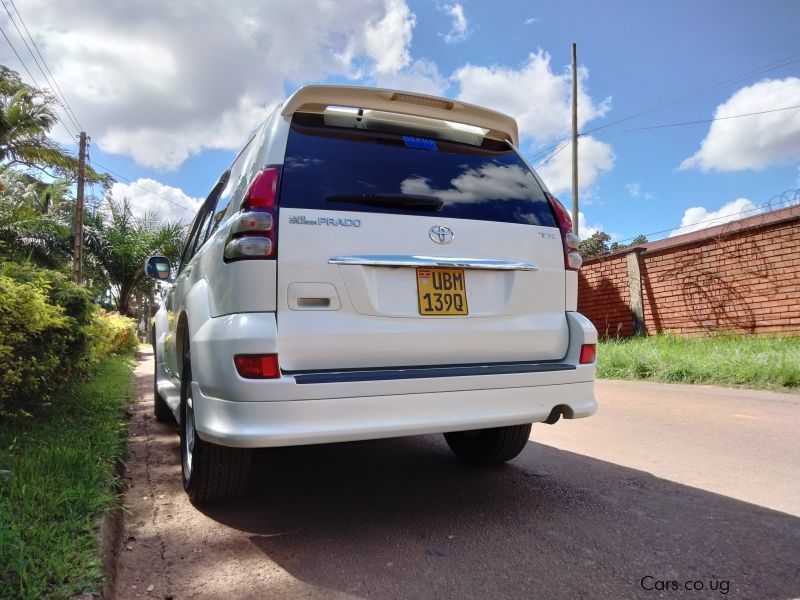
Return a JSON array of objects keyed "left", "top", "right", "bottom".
[
  {"left": 444, "top": 423, "right": 532, "bottom": 465},
  {"left": 153, "top": 359, "right": 174, "bottom": 424},
  {"left": 180, "top": 355, "right": 251, "bottom": 504}
]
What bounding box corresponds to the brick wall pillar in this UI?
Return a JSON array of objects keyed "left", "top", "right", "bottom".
[{"left": 626, "top": 249, "right": 646, "bottom": 336}]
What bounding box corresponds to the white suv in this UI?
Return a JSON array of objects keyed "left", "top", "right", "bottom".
[{"left": 145, "top": 85, "right": 597, "bottom": 503}]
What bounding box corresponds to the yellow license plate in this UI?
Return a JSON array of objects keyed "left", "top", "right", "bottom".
[{"left": 417, "top": 268, "right": 468, "bottom": 316}]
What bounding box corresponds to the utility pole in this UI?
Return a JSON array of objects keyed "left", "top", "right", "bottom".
[
  {"left": 571, "top": 43, "right": 579, "bottom": 235},
  {"left": 73, "top": 131, "right": 87, "bottom": 284}
]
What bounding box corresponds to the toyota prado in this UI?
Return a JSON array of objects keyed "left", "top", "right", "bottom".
[{"left": 145, "top": 85, "right": 598, "bottom": 503}]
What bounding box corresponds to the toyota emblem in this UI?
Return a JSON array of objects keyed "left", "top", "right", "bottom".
[{"left": 429, "top": 225, "right": 454, "bottom": 244}]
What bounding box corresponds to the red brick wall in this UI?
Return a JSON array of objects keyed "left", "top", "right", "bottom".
[
  {"left": 577, "top": 253, "right": 633, "bottom": 336},
  {"left": 578, "top": 218, "right": 800, "bottom": 337}
]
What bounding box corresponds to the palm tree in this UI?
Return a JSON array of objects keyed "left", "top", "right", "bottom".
[
  {"left": 0, "top": 65, "right": 109, "bottom": 184},
  {"left": 0, "top": 170, "right": 73, "bottom": 267},
  {"left": 84, "top": 197, "right": 185, "bottom": 316}
]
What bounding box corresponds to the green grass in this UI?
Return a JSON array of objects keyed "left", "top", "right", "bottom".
[
  {"left": 597, "top": 334, "right": 800, "bottom": 391},
  {"left": 0, "top": 354, "right": 134, "bottom": 599}
]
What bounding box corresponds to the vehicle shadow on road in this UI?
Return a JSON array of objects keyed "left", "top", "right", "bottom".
[{"left": 194, "top": 434, "right": 800, "bottom": 599}]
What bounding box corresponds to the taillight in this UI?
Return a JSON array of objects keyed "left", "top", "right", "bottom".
[
  {"left": 234, "top": 354, "right": 280, "bottom": 378},
  {"left": 245, "top": 167, "right": 279, "bottom": 208},
  {"left": 546, "top": 192, "right": 583, "bottom": 270},
  {"left": 579, "top": 344, "right": 596, "bottom": 364},
  {"left": 224, "top": 166, "right": 280, "bottom": 261}
]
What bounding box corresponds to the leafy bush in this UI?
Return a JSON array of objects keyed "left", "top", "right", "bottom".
[
  {"left": 90, "top": 310, "right": 139, "bottom": 359},
  {"left": 0, "top": 260, "right": 137, "bottom": 413},
  {"left": 0, "top": 273, "right": 68, "bottom": 409}
]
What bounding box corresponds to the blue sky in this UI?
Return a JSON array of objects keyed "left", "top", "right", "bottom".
[{"left": 5, "top": 0, "right": 799, "bottom": 241}]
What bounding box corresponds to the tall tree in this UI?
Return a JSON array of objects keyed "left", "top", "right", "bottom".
[
  {"left": 0, "top": 65, "right": 113, "bottom": 270},
  {"left": 84, "top": 197, "right": 185, "bottom": 316},
  {"left": 579, "top": 231, "right": 612, "bottom": 259},
  {"left": 0, "top": 66, "right": 109, "bottom": 183},
  {"left": 0, "top": 170, "right": 73, "bottom": 267}
]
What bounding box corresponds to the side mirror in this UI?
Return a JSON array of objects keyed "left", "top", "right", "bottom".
[{"left": 145, "top": 256, "right": 172, "bottom": 281}]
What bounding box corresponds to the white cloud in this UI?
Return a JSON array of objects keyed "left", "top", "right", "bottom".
[
  {"left": 109, "top": 178, "right": 203, "bottom": 224},
  {"left": 535, "top": 137, "right": 615, "bottom": 196},
  {"left": 363, "top": 0, "right": 416, "bottom": 74},
  {"left": 524, "top": 17, "right": 540, "bottom": 25},
  {"left": 680, "top": 77, "right": 800, "bottom": 172},
  {"left": 578, "top": 211, "right": 604, "bottom": 239},
  {"left": 400, "top": 163, "right": 540, "bottom": 205},
  {"left": 441, "top": 3, "right": 470, "bottom": 44},
  {"left": 670, "top": 197, "right": 759, "bottom": 236},
  {"left": 624, "top": 181, "right": 654, "bottom": 200},
  {"left": 454, "top": 50, "right": 611, "bottom": 145},
  {"left": 452, "top": 51, "right": 614, "bottom": 194},
  {"left": 8, "top": 0, "right": 417, "bottom": 169},
  {"left": 625, "top": 182, "right": 642, "bottom": 197},
  {"left": 372, "top": 59, "right": 448, "bottom": 96}
]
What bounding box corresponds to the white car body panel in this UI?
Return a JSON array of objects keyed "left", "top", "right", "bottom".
[
  {"left": 193, "top": 381, "right": 596, "bottom": 448},
  {"left": 276, "top": 209, "right": 569, "bottom": 371}
]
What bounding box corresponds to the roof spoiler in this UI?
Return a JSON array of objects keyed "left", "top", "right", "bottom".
[{"left": 281, "top": 85, "right": 520, "bottom": 147}]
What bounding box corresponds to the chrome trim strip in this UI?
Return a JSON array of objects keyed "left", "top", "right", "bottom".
[{"left": 328, "top": 255, "right": 537, "bottom": 271}]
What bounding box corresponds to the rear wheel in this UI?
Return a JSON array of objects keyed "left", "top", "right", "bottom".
[
  {"left": 180, "top": 355, "right": 252, "bottom": 503},
  {"left": 444, "top": 424, "right": 532, "bottom": 465}
]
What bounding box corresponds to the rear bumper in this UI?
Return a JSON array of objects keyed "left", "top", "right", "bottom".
[
  {"left": 193, "top": 380, "right": 597, "bottom": 448},
  {"left": 190, "top": 311, "right": 598, "bottom": 448}
]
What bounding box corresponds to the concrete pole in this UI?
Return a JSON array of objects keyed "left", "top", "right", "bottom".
[
  {"left": 73, "top": 131, "right": 87, "bottom": 284},
  {"left": 571, "top": 43, "right": 579, "bottom": 235}
]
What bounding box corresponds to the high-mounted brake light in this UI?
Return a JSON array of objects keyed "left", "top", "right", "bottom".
[
  {"left": 546, "top": 192, "right": 583, "bottom": 271},
  {"left": 234, "top": 354, "right": 280, "bottom": 378},
  {"left": 224, "top": 166, "right": 281, "bottom": 261}
]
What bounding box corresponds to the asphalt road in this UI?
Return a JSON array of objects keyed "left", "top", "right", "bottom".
[{"left": 115, "top": 349, "right": 800, "bottom": 599}]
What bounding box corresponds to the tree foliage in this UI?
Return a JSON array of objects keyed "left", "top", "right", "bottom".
[
  {"left": 0, "top": 65, "right": 187, "bottom": 316},
  {"left": 579, "top": 232, "right": 648, "bottom": 260},
  {"left": 0, "top": 259, "right": 138, "bottom": 413},
  {"left": 0, "top": 170, "right": 73, "bottom": 267},
  {"left": 578, "top": 231, "right": 612, "bottom": 260},
  {"left": 84, "top": 197, "right": 185, "bottom": 316},
  {"left": 0, "top": 66, "right": 109, "bottom": 184}
]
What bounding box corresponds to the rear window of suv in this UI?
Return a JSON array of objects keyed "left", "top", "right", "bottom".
[{"left": 279, "top": 113, "right": 557, "bottom": 227}]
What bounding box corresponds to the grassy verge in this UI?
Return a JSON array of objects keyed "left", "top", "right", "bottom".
[
  {"left": 0, "top": 353, "right": 134, "bottom": 599},
  {"left": 597, "top": 334, "right": 800, "bottom": 391}
]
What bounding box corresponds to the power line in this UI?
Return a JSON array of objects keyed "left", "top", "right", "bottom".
[
  {"left": 534, "top": 139, "right": 570, "bottom": 167},
  {"left": 5, "top": 0, "right": 83, "bottom": 131},
  {"left": 527, "top": 51, "right": 800, "bottom": 172},
  {"left": 588, "top": 104, "right": 800, "bottom": 137},
  {"left": 0, "top": 21, "right": 77, "bottom": 141},
  {"left": 529, "top": 139, "right": 568, "bottom": 164},
  {"left": 89, "top": 159, "right": 195, "bottom": 213},
  {"left": 581, "top": 50, "right": 800, "bottom": 137},
  {"left": 0, "top": 0, "right": 79, "bottom": 133},
  {"left": 611, "top": 191, "right": 800, "bottom": 246}
]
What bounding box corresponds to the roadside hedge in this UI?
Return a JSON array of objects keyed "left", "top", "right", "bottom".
[{"left": 0, "top": 261, "right": 137, "bottom": 413}]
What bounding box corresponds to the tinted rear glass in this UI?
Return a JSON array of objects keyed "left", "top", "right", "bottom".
[{"left": 280, "top": 113, "right": 556, "bottom": 227}]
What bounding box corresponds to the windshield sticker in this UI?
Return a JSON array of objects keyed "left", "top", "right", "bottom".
[{"left": 403, "top": 136, "right": 438, "bottom": 151}]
